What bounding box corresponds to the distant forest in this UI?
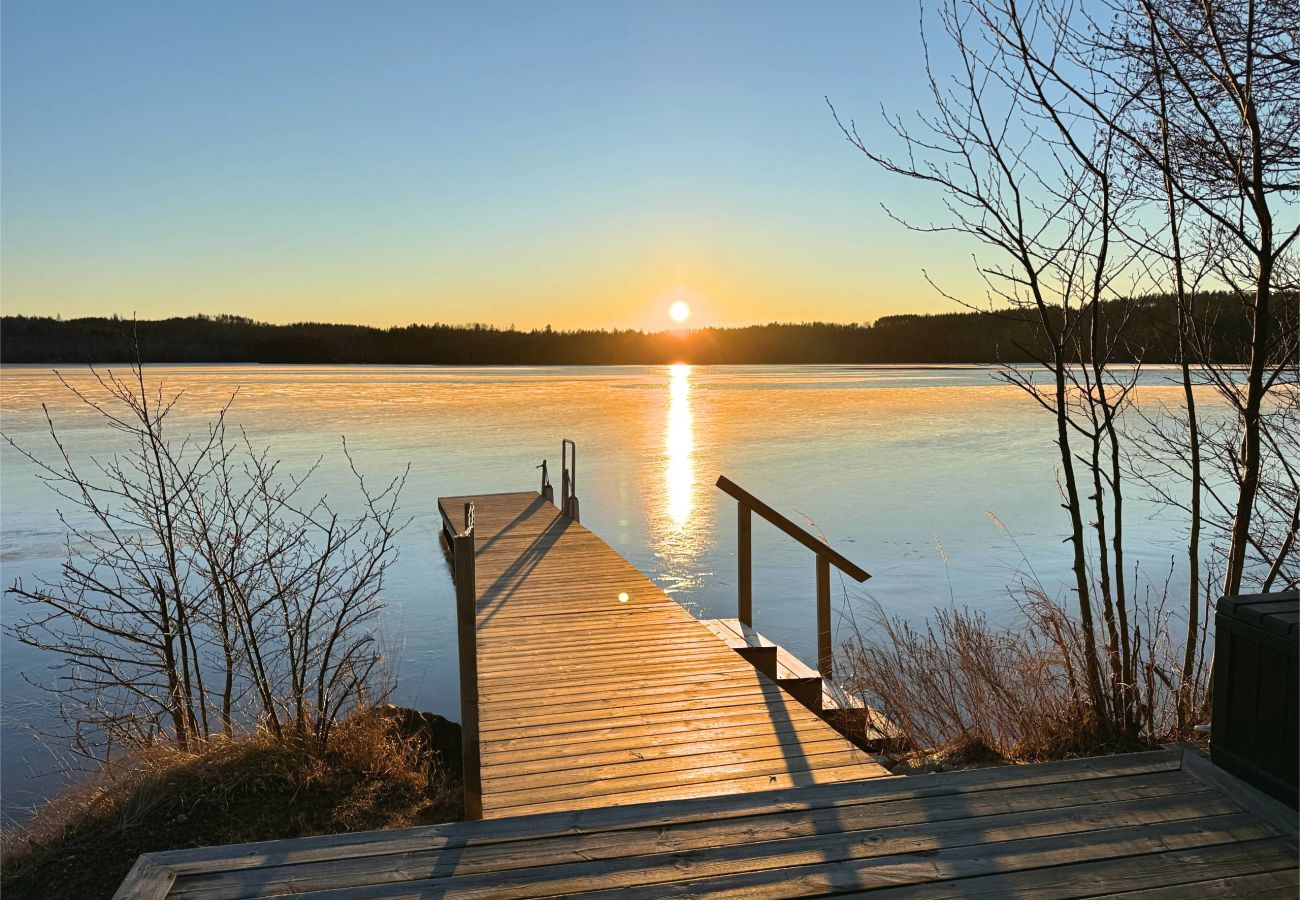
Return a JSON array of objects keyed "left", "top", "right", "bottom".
[{"left": 2, "top": 292, "right": 1289, "bottom": 365}]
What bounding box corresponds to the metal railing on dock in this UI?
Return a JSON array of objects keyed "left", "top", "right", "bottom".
[
  {"left": 560, "top": 438, "right": 579, "bottom": 521},
  {"left": 715, "top": 475, "right": 870, "bottom": 679},
  {"left": 538, "top": 440, "right": 580, "bottom": 521}
]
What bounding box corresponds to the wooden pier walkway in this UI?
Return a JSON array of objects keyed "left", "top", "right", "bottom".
[{"left": 434, "top": 490, "right": 890, "bottom": 819}]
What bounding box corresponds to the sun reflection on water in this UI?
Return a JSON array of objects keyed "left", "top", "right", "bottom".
[
  {"left": 648, "top": 362, "right": 713, "bottom": 599},
  {"left": 666, "top": 363, "right": 694, "bottom": 527}
]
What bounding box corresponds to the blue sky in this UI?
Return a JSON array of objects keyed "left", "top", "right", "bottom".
[{"left": 2, "top": 1, "right": 979, "bottom": 329}]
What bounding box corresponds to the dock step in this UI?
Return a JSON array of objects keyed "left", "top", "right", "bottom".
[
  {"left": 821, "top": 679, "right": 900, "bottom": 747},
  {"left": 699, "top": 617, "right": 777, "bottom": 678},
  {"left": 774, "top": 644, "right": 824, "bottom": 710},
  {"left": 703, "top": 618, "right": 899, "bottom": 748}
]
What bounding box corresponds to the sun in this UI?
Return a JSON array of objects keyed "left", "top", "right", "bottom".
[{"left": 669, "top": 300, "right": 691, "bottom": 324}]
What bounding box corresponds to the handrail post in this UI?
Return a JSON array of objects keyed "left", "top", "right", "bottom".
[
  {"left": 738, "top": 504, "right": 752, "bottom": 627},
  {"left": 816, "top": 555, "right": 832, "bottom": 679},
  {"left": 452, "top": 502, "right": 482, "bottom": 820}
]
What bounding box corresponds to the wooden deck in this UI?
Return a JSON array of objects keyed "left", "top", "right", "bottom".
[
  {"left": 120, "top": 747, "right": 1298, "bottom": 898},
  {"left": 434, "top": 490, "right": 890, "bottom": 819}
]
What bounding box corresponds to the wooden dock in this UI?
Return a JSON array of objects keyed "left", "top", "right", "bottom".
[
  {"left": 434, "top": 489, "right": 891, "bottom": 819},
  {"left": 119, "top": 747, "right": 1298, "bottom": 897}
]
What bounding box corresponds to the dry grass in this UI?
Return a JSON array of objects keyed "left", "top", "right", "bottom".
[
  {"left": 0, "top": 707, "right": 461, "bottom": 900},
  {"left": 841, "top": 588, "right": 1200, "bottom": 765},
  {"left": 885, "top": 732, "right": 1011, "bottom": 776}
]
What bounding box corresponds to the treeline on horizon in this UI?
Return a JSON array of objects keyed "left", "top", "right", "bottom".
[{"left": 1, "top": 291, "right": 1286, "bottom": 366}]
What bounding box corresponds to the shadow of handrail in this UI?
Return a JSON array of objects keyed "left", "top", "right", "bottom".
[{"left": 474, "top": 511, "right": 574, "bottom": 629}]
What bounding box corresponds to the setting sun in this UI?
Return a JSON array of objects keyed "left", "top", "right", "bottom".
[{"left": 669, "top": 300, "right": 691, "bottom": 324}]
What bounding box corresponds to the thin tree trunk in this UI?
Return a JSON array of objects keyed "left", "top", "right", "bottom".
[
  {"left": 1221, "top": 8, "right": 1275, "bottom": 598},
  {"left": 1054, "top": 347, "right": 1110, "bottom": 726},
  {"left": 1172, "top": 208, "right": 1203, "bottom": 716},
  {"left": 1224, "top": 251, "right": 1273, "bottom": 596},
  {"left": 155, "top": 583, "right": 189, "bottom": 750}
]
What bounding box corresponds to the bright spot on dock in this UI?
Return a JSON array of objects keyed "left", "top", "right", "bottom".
[{"left": 618, "top": 591, "right": 629, "bottom": 603}]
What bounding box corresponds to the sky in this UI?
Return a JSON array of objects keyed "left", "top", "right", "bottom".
[{"left": 2, "top": 1, "right": 981, "bottom": 331}]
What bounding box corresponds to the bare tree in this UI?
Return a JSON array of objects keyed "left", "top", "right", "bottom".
[
  {"left": 835, "top": 0, "right": 1297, "bottom": 742},
  {"left": 1136, "top": 1, "right": 1299, "bottom": 599},
  {"left": 830, "top": 0, "right": 1148, "bottom": 732},
  {"left": 1011, "top": 0, "right": 1300, "bottom": 596},
  {"left": 1090, "top": 0, "right": 1298, "bottom": 723},
  {"left": 5, "top": 364, "right": 408, "bottom": 757}
]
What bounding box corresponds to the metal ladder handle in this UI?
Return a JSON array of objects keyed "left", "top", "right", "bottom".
[{"left": 560, "top": 439, "right": 579, "bottom": 521}]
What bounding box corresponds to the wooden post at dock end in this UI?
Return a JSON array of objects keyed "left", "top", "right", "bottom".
[
  {"left": 738, "top": 504, "right": 752, "bottom": 627},
  {"left": 452, "top": 507, "right": 482, "bottom": 820},
  {"left": 816, "top": 555, "right": 832, "bottom": 679}
]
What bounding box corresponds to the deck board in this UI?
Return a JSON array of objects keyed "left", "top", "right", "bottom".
[
  {"left": 145, "top": 749, "right": 1297, "bottom": 899},
  {"left": 437, "top": 490, "right": 890, "bottom": 819}
]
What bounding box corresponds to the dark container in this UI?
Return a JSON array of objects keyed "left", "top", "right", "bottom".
[{"left": 1211, "top": 590, "right": 1299, "bottom": 808}]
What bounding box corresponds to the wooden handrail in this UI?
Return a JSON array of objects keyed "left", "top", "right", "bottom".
[
  {"left": 715, "top": 476, "right": 871, "bottom": 582},
  {"left": 716, "top": 475, "right": 871, "bottom": 679}
]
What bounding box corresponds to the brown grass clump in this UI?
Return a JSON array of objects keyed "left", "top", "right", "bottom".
[
  {"left": 0, "top": 707, "right": 461, "bottom": 900},
  {"left": 841, "top": 591, "right": 1163, "bottom": 765},
  {"left": 886, "top": 732, "right": 1010, "bottom": 776}
]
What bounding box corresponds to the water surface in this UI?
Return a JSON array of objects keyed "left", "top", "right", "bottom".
[{"left": 0, "top": 364, "right": 1200, "bottom": 816}]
